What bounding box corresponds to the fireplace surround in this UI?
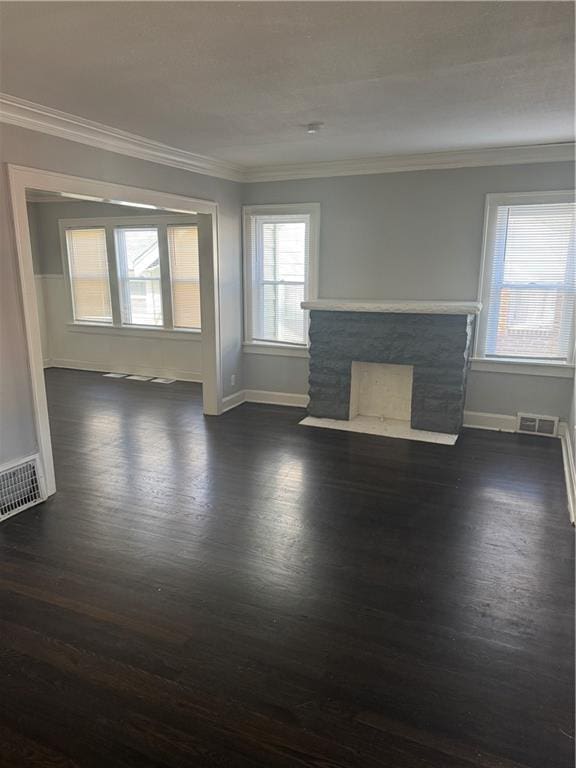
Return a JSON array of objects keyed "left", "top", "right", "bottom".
[{"left": 301, "top": 300, "right": 481, "bottom": 440}]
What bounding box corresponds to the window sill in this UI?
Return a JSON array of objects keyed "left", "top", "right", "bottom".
[
  {"left": 243, "top": 341, "right": 309, "bottom": 358},
  {"left": 470, "top": 358, "right": 574, "bottom": 379},
  {"left": 67, "top": 322, "right": 201, "bottom": 341}
]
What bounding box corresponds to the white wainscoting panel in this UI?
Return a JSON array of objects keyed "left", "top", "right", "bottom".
[{"left": 37, "top": 275, "right": 203, "bottom": 381}]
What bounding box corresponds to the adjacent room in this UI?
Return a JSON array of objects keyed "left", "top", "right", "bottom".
[
  {"left": 0, "top": 3, "right": 574, "bottom": 767},
  {"left": 27, "top": 191, "right": 204, "bottom": 383}
]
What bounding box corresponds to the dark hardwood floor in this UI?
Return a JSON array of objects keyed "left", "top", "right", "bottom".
[{"left": 1, "top": 368, "right": 574, "bottom": 767}]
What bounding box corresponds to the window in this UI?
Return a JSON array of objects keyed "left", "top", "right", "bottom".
[
  {"left": 65, "top": 228, "right": 112, "bottom": 323},
  {"left": 116, "top": 227, "right": 163, "bottom": 326},
  {"left": 168, "top": 225, "right": 201, "bottom": 329},
  {"left": 62, "top": 217, "right": 201, "bottom": 332},
  {"left": 477, "top": 192, "right": 575, "bottom": 364},
  {"left": 244, "top": 204, "right": 319, "bottom": 347}
]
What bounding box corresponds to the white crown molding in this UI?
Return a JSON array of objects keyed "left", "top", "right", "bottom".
[
  {"left": 1, "top": 93, "right": 574, "bottom": 184},
  {"left": 244, "top": 142, "right": 575, "bottom": 182},
  {"left": 0, "top": 93, "right": 244, "bottom": 182}
]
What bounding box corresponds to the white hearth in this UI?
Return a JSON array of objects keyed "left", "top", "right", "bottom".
[
  {"left": 300, "top": 415, "right": 458, "bottom": 445},
  {"left": 302, "top": 358, "right": 457, "bottom": 444}
]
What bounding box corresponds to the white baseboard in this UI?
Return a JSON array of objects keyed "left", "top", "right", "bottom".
[
  {"left": 45, "top": 358, "right": 202, "bottom": 383},
  {"left": 465, "top": 411, "right": 573, "bottom": 523},
  {"left": 219, "top": 388, "right": 309, "bottom": 412},
  {"left": 220, "top": 398, "right": 567, "bottom": 445},
  {"left": 462, "top": 411, "right": 517, "bottom": 432},
  {"left": 221, "top": 390, "right": 246, "bottom": 413},
  {"left": 559, "top": 425, "right": 575, "bottom": 525},
  {"left": 244, "top": 389, "right": 309, "bottom": 408}
]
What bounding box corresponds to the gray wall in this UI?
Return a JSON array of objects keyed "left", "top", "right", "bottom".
[
  {"left": 1, "top": 120, "right": 574, "bottom": 476},
  {"left": 26, "top": 200, "right": 42, "bottom": 274},
  {"left": 243, "top": 162, "right": 574, "bottom": 300},
  {"left": 0, "top": 122, "right": 243, "bottom": 468},
  {"left": 0, "top": 167, "right": 37, "bottom": 464},
  {"left": 242, "top": 161, "right": 575, "bottom": 419},
  {"left": 466, "top": 371, "right": 572, "bottom": 420}
]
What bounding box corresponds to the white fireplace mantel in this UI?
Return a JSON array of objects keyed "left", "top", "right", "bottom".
[{"left": 301, "top": 299, "right": 482, "bottom": 315}]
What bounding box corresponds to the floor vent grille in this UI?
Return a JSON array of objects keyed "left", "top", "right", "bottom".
[
  {"left": 517, "top": 413, "right": 558, "bottom": 437},
  {"left": 0, "top": 458, "right": 44, "bottom": 522}
]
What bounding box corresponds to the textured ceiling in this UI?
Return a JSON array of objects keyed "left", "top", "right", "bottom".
[{"left": 0, "top": 2, "right": 573, "bottom": 167}]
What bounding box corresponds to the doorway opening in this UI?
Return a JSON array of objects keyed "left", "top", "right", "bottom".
[{"left": 9, "top": 166, "right": 223, "bottom": 503}]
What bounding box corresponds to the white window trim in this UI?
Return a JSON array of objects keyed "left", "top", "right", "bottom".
[
  {"left": 474, "top": 189, "right": 575, "bottom": 369},
  {"left": 243, "top": 203, "right": 320, "bottom": 352},
  {"left": 59, "top": 215, "right": 201, "bottom": 336},
  {"left": 65, "top": 322, "right": 200, "bottom": 341},
  {"left": 470, "top": 358, "right": 574, "bottom": 379},
  {"left": 242, "top": 340, "right": 310, "bottom": 358}
]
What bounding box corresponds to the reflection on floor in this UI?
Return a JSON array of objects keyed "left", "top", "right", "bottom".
[{"left": 0, "top": 368, "right": 573, "bottom": 768}]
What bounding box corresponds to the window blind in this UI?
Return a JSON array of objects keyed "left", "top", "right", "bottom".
[
  {"left": 167, "top": 225, "right": 201, "bottom": 329},
  {"left": 485, "top": 202, "right": 575, "bottom": 362},
  {"left": 65, "top": 228, "right": 112, "bottom": 323},
  {"left": 252, "top": 216, "right": 309, "bottom": 345}
]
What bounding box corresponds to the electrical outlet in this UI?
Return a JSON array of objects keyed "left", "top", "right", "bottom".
[{"left": 230, "top": 374, "right": 236, "bottom": 386}]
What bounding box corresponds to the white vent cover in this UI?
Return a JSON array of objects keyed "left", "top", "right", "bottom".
[
  {"left": 0, "top": 457, "right": 45, "bottom": 522},
  {"left": 517, "top": 413, "right": 559, "bottom": 437}
]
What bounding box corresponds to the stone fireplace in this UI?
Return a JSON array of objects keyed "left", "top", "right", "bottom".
[{"left": 300, "top": 300, "right": 481, "bottom": 443}]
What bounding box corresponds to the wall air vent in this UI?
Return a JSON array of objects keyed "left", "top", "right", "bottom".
[
  {"left": 517, "top": 413, "right": 558, "bottom": 437},
  {"left": 0, "top": 456, "right": 45, "bottom": 523}
]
